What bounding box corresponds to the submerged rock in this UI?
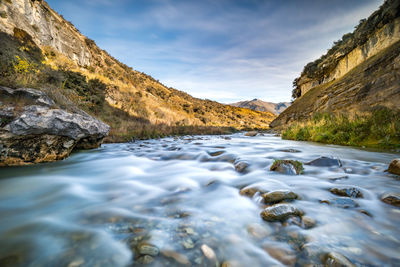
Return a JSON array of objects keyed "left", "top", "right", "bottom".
[
  {"left": 329, "top": 187, "right": 363, "bottom": 198},
  {"left": 244, "top": 131, "right": 258, "bottom": 136},
  {"left": 161, "top": 250, "right": 190, "bottom": 266},
  {"left": 270, "top": 160, "right": 304, "bottom": 175},
  {"left": 381, "top": 192, "right": 400, "bottom": 207},
  {"left": 305, "top": 156, "right": 342, "bottom": 167},
  {"left": 323, "top": 252, "right": 356, "bottom": 267},
  {"left": 137, "top": 243, "right": 160, "bottom": 256},
  {"left": 0, "top": 87, "right": 109, "bottom": 166},
  {"left": 239, "top": 186, "right": 266, "bottom": 198},
  {"left": 320, "top": 198, "right": 359, "bottom": 209},
  {"left": 388, "top": 159, "right": 400, "bottom": 175},
  {"left": 260, "top": 204, "right": 303, "bottom": 222},
  {"left": 262, "top": 190, "right": 298, "bottom": 204},
  {"left": 301, "top": 216, "right": 316, "bottom": 229}
]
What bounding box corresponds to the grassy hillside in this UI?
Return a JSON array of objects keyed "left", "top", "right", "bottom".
[{"left": 0, "top": 28, "right": 274, "bottom": 141}]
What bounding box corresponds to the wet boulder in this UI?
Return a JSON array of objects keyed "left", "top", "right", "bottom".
[
  {"left": 260, "top": 204, "right": 303, "bottom": 222},
  {"left": 381, "top": 192, "right": 400, "bottom": 207},
  {"left": 388, "top": 159, "right": 400, "bottom": 175},
  {"left": 0, "top": 87, "right": 110, "bottom": 166},
  {"left": 329, "top": 187, "right": 363, "bottom": 198},
  {"left": 305, "top": 156, "right": 342, "bottom": 167},
  {"left": 323, "top": 252, "right": 356, "bottom": 267},
  {"left": 270, "top": 160, "right": 304, "bottom": 175},
  {"left": 239, "top": 186, "right": 266, "bottom": 198},
  {"left": 262, "top": 190, "right": 298, "bottom": 204}
]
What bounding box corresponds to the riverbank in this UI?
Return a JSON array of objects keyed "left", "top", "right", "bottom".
[{"left": 280, "top": 107, "right": 400, "bottom": 151}]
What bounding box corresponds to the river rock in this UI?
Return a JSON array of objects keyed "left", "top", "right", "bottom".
[
  {"left": 0, "top": 88, "right": 110, "bottom": 166},
  {"left": 262, "top": 190, "right": 298, "bottom": 204},
  {"left": 239, "top": 186, "right": 266, "bottom": 198},
  {"left": 137, "top": 243, "right": 159, "bottom": 256},
  {"left": 270, "top": 160, "right": 304, "bottom": 175},
  {"left": 323, "top": 252, "right": 356, "bottom": 267},
  {"left": 329, "top": 187, "right": 363, "bottom": 198},
  {"left": 200, "top": 244, "right": 216, "bottom": 260},
  {"left": 234, "top": 161, "right": 249, "bottom": 173},
  {"left": 320, "top": 198, "right": 359, "bottom": 209},
  {"left": 301, "top": 216, "right": 316, "bottom": 229},
  {"left": 305, "top": 156, "right": 342, "bottom": 167},
  {"left": 381, "top": 192, "right": 400, "bottom": 207},
  {"left": 264, "top": 246, "right": 296, "bottom": 266},
  {"left": 161, "top": 250, "right": 190, "bottom": 266},
  {"left": 260, "top": 204, "right": 303, "bottom": 222},
  {"left": 245, "top": 131, "right": 258, "bottom": 136},
  {"left": 388, "top": 159, "right": 400, "bottom": 175}
]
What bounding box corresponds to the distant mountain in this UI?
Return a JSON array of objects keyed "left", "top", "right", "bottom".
[{"left": 230, "top": 99, "right": 290, "bottom": 115}]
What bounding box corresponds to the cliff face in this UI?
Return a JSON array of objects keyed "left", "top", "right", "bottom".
[
  {"left": 298, "top": 17, "right": 400, "bottom": 97},
  {"left": 272, "top": 0, "right": 400, "bottom": 128},
  {"left": 0, "top": 0, "right": 275, "bottom": 138},
  {"left": 0, "top": 0, "right": 91, "bottom": 66}
]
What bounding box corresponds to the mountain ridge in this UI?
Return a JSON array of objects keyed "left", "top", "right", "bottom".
[{"left": 230, "top": 99, "right": 290, "bottom": 115}]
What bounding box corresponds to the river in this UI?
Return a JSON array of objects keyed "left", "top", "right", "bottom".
[{"left": 0, "top": 133, "right": 399, "bottom": 266}]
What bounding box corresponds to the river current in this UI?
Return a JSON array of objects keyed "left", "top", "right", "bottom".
[{"left": 0, "top": 133, "right": 399, "bottom": 266}]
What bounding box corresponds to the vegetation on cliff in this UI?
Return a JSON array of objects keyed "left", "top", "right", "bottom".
[
  {"left": 292, "top": 0, "right": 400, "bottom": 99},
  {"left": 282, "top": 107, "right": 400, "bottom": 149}
]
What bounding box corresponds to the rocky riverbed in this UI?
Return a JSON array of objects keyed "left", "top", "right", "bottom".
[{"left": 0, "top": 133, "right": 399, "bottom": 266}]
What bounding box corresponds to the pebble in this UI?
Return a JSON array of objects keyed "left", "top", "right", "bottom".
[
  {"left": 264, "top": 246, "right": 296, "bottom": 266},
  {"left": 246, "top": 223, "right": 271, "bottom": 239},
  {"left": 201, "top": 244, "right": 216, "bottom": 260},
  {"left": 262, "top": 190, "right": 298, "bottom": 204},
  {"left": 260, "top": 204, "right": 303, "bottom": 222},
  {"left": 182, "top": 238, "right": 195, "bottom": 249}
]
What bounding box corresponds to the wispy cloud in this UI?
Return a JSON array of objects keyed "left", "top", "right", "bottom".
[{"left": 47, "top": 0, "right": 382, "bottom": 103}]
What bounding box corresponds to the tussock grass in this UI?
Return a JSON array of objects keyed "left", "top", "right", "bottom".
[{"left": 282, "top": 107, "right": 400, "bottom": 149}]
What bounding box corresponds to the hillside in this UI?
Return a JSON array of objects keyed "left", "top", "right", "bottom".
[
  {"left": 230, "top": 99, "right": 290, "bottom": 115},
  {"left": 271, "top": 0, "right": 400, "bottom": 148},
  {"left": 0, "top": 0, "right": 275, "bottom": 141}
]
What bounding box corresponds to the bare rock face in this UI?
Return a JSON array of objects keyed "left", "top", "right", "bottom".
[{"left": 0, "top": 87, "right": 110, "bottom": 166}]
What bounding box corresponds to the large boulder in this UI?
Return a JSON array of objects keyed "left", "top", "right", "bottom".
[
  {"left": 0, "top": 87, "right": 110, "bottom": 166},
  {"left": 388, "top": 159, "right": 400, "bottom": 175}
]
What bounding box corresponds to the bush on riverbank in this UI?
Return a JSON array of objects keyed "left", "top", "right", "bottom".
[{"left": 282, "top": 107, "right": 400, "bottom": 149}]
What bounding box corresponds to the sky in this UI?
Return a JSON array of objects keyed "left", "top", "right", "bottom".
[{"left": 46, "top": 0, "right": 382, "bottom": 103}]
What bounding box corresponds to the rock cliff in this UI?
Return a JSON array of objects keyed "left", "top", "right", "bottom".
[{"left": 271, "top": 0, "right": 400, "bottom": 128}]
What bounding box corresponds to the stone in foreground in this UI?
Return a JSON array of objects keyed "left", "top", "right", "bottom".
[
  {"left": 0, "top": 87, "right": 110, "bottom": 166},
  {"left": 270, "top": 160, "right": 304, "bottom": 175},
  {"left": 323, "top": 252, "right": 356, "bottom": 267},
  {"left": 381, "top": 192, "right": 400, "bottom": 207},
  {"left": 329, "top": 187, "right": 363, "bottom": 198},
  {"left": 262, "top": 190, "right": 298, "bottom": 204},
  {"left": 260, "top": 204, "right": 303, "bottom": 222},
  {"left": 388, "top": 159, "right": 400, "bottom": 175},
  {"left": 305, "top": 156, "right": 342, "bottom": 167}
]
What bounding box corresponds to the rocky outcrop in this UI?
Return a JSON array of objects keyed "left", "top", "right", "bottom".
[
  {"left": 0, "top": 87, "right": 109, "bottom": 166},
  {"left": 271, "top": 0, "right": 400, "bottom": 129}
]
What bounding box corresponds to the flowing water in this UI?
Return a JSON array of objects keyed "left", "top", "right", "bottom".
[{"left": 0, "top": 134, "right": 399, "bottom": 267}]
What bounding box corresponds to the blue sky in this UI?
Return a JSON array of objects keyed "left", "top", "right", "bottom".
[{"left": 47, "top": 0, "right": 382, "bottom": 103}]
